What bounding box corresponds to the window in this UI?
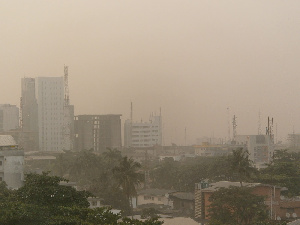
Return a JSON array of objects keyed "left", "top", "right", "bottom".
[{"left": 92, "top": 201, "right": 97, "bottom": 206}]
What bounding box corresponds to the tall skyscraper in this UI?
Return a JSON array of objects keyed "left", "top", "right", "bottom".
[
  {"left": 35, "top": 77, "right": 65, "bottom": 151},
  {"left": 21, "top": 78, "right": 38, "bottom": 133},
  {"left": 21, "top": 72, "right": 74, "bottom": 152}
]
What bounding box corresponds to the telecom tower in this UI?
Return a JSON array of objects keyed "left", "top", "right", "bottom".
[
  {"left": 232, "top": 115, "right": 237, "bottom": 141},
  {"left": 63, "top": 65, "right": 74, "bottom": 151},
  {"left": 266, "top": 117, "right": 274, "bottom": 143},
  {"left": 227, "top": 107, "right": 231, "bottom": 143}
]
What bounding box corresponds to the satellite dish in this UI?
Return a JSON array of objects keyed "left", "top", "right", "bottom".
[
  {"left": 292, "top": 213, "right": 297, "bottom": 218},
  {"left": 286, "top": 213, "right": 290, "bottom": 218},
  {"left": 277, "top": 216, "right": 281, "bottom": 220}
]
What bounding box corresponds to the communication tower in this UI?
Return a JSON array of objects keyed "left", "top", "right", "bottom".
[{"left": 232, "top": 115, "right": 237, "bottom": 141}]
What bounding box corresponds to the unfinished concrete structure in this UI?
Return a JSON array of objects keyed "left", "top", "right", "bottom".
[
  {"left": 74, "top": 114, "right": 122, "bottom": 152},
  {"left": 20, "top": 77, "right": 39, "bottom": 151},
  {"left": 0, "top": 135, "right": 24, "bottom": 189}
]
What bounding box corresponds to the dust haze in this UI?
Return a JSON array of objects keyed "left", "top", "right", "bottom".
[{"left": 1, "top": 0, "right": 300, "bottom": 144}]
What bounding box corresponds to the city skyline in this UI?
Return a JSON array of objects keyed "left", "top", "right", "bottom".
[{"left": 2, "top": 1, "right": 300, "bottom": 144}]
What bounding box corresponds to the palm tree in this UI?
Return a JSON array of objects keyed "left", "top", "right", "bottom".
[
  {"left": 229, "top": 148, "right": 256, "bottom": 186},
  {"left": 113, "top": 156, "right": 143, "bottom": 217},
  {"left": 103, "top": 148, "right": 122, "bottom": 165}
]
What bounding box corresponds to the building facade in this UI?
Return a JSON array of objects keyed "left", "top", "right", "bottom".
[
  {"left": 20, "top": 78, "right": 39, "bottom": 151},
  {"left": 124, "top": 115, "right": 162, "bottom": 148},
  {"left": 0, "top": 135, "right": 24, "bottom": 189},
  {"left": 234, "top": 135, "right": 274, "bottom": 168},
  {"left": 74, "top": 114, "right": 122, "bottom": 152},
  {"left": 36, "top": 77, "right": 65, "bottom": 151},
  {"left": 0, "top": 104, "right": 19, "bottom": 132}
]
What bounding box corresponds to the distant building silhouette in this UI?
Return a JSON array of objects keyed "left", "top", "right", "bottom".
[
  {"left": 124, "top": 115, "right": 162, "bottom": 148},
  {"left": 74, "top": 114, "right": 122, "bottom": 151}
]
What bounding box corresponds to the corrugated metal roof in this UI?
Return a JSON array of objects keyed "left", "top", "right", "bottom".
[
  {"left": 0, "top": 135, "right": 17, "bottom": 146},
  {"left": 138, "top": 189, "right": 174, "bottom": 196},
  {"left": 288, "top": 219, "right": 300, "bottom": 225},
  {"left": 169, "top": 192, "right": 195, "bottom": 201}
]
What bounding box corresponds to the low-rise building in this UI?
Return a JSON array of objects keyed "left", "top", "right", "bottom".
[
  {"left": 169, "top": 192, "right": 194, "bottom": 217},
  {"left": 136, "top": 189, "right": 174, "bottom": 208},
  {"left": 194, "top": 181, "right": 281, "bottom": 221},
  {"left": 194, "top": 142, "right": 230, "bottom": 157},
  {"left": 0, "top": 135, "right": 24, "bottom": 189}
]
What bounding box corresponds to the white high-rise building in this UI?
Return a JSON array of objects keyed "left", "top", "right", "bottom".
[
  {"left": 36, "top": 77, "right": 65, "bottom": 151},
  {"left": 0, "top": 104, "right": 19, "bottom": 132},
  {"left": 124, "top": 115, "right": 162, "bottom": 148}
]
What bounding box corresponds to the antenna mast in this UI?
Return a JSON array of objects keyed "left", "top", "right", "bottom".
[
  {"left": 258, "top": 110, "right": 261, "bottom": 135},
  {"left": 232, "top": 115, "right": 237, "bottom": 141},
  {"left": 227, "top": 107, "right": 231, "bottom": 142},
  {"left": 64, "top": 65, "right": 69, "bottom": 106}
]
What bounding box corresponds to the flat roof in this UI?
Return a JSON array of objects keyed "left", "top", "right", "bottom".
[{"left": 0, "top": 135, "right": 17, "bottom": 147}]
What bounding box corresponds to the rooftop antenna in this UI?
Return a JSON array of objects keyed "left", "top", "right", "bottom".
[
  {"left": 227, "top": 107, "right": 231, "bottom": 142},
  {"left": 232, "top": 115, "right": 237, "bottom": 141},
  {"left": 64, "top": 65, "right": 69, "bottom": 106},
  {"left": 258, "top": 110, "right": 261, "bottom": 135},
  {"left": 130, "top": 102, "right": 133, "bottom": 122},
  {"left": 185, "top": 127, "right": 187, "bottom": 146}
]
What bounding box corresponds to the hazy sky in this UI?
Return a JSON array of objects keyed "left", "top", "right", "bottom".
[{"left": 1, "top": 1, "right": 300, "bottom": 145}]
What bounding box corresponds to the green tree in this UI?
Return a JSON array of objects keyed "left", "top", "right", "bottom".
[
  {"left": 103, "top": 148, "right": 122, "bottom": 165},
  {"left": 17, "top": 172, "right": 91, "bottom": 208},
  {"left": 113, "top": 157, "right": 143, "bottom": 216},
  {"left": 0, "top": 173, "right": 161, "bottom": 225},
  {"left": 257, "top": 150, "right": 300, "bottom": 197},
  {"left": 208, "top": 186, "right": 268, "bottom": 225},
  {"left": 229, "top": 148, "right": 257, "bottom": 186}
]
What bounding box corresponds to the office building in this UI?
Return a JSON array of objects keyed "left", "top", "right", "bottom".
[
  {"left": 36, "top": 77, "right": 65, "bottom": 151},
  {"left": 0, "top": 104, "right": 19, "bottom": 132},
  {"left": 74, "top": 114, "right": 122, "bottom": 151},
  {"left": 20, "top": 78, "right": 39, "bottom": 151},
  {"left": 0, "top": 135, "right": 24, "bottom": 189},
  {"left": 124, "top": 115, "right": 162, "bottom": 148}
]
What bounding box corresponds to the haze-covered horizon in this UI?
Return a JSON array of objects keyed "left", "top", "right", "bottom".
[{"left": 1, "top": 1, "right": 300, "bottom": 145}]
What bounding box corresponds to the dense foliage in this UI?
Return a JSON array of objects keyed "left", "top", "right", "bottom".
[
  {"left": 208, "top": 186, "right": 268, "bottom": 225},
  {"left": 0, "top": 173, "right": 163, "bottom": 225}
]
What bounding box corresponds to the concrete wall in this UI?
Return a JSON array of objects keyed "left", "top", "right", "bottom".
[{"left": 0, "top": 150, "right": 24, "bottom": 189}]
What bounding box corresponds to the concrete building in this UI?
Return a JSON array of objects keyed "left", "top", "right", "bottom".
[
  {"left": 194, "top": 142, "right": 230, "bottom": 157},
  {"left": 20, "top": 76, "right": 74, "bottom": 152},
  {"left": 135, "top": 189, "right": 174, "bottom": 208},
  {"left": 74, "top": 114, "right": 122, "bottom": 152},
  {"left": 63, "top": 105, "right": 74, "bottom": 151},
  {"left": 234, "top": 135, "right": 274, "bottom": 168},
  {"left": 0, "top": 104, "right": 19, "bottom": 132},
  {"left": 287, "top": 134, "right": 300, "bottom": 151},
  {"left": 36, "top": 77, "right": 65, "bottom": 151},
  {"left": 194, "top": 181, "right": 281, "bottom": 222},
  {"left": 0, "top": 135, "right": 24, "bottom": 189},
  {"left": 124, "top": 115, "right": 162, "bottom": 148},
  {"left": 20, "top": 78, "right": 39, "bottom": 151},
  {"left": 21, "top": 78, "right": 38, "bottom": 133}
]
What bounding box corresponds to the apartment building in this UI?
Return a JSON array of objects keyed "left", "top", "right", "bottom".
[{"left": 124, "top": 115, "right": 162, "bottom": 148}]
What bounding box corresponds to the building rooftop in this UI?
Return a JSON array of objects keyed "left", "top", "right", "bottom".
[
  {"left": 200, "top": 181, "right": 278, "bottom": 192},
  {"left": 288, "top": 219, "right": 300, "bottom": 225},
  {"left": 0, "top": 135, "right": 17, "bottom": 147},
  {"left": 138, "top": 189, "right": 174, "bottom": 196},
  {"left": 169, "top": 192, "right": 195, "bottom": 201}
]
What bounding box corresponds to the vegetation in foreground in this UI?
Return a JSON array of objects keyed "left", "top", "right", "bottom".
[{"left": 0, "top": 172, "right": 162, "bottom": 225}]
